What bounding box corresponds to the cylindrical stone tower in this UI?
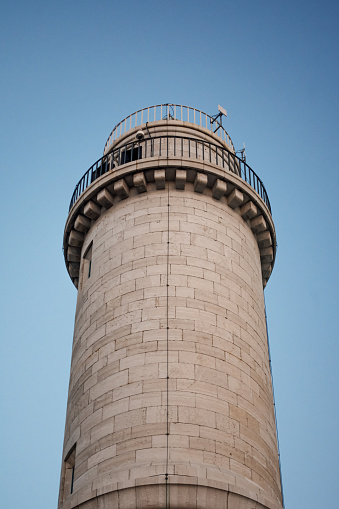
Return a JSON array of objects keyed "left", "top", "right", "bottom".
[{"left": 59, "top": 104, "right": 282, "bottom": 509}]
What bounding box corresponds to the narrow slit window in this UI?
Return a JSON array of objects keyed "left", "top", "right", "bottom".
[
  {"left": 61, "top": 444, "right": 76, "bottom": 502},
  {"left": 82, "top": 242, "right": 93, "bottom": 287}
]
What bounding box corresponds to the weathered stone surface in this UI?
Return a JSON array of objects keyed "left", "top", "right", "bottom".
[
  {"left": 114, "top": 179, "right": 129, "bottom": 199},
  {"left": 176, "top": 169, "right": 187, "bottom": 190},
  {"left": 68, "top": 229, "right": 84, "bottom": 247},
  {"left": 97, "top": 188, "right": 114, "bottom": 208},
  {"left": 251, "top": 215, "right": 267, "bottom": 233},
  {"left": 256, "top": 230, "right": 272, "bottom": 248},
  {"left": 260, "top": 246, "right": 274, "bottom": 263},
  {"left": 60, "top": 117, "right": 280, "bottom": 509},
  {"left": 67, "top": 246, "right": 81, "bottom": 262},
  {"left": 84, "top": 200, "right": 101, "bottom": 220},
  {"left": 154, "top": 169, "right": 166, "bottom": 190},
  {"left": 74, "top": 214, "right": 91, "bottom": 233},
  {"left": 227, "top": 188, "right": 244, "bottom": 209},
  {"left": 212, "top": 179, "right": 227, "bottom": 200},
  {"left": 240, "top": 201, "right": 257, "bottom": 220},
  {"left": 133, "top": 172, "right": 147, "bottom": 193},
  {"left": 194, "top": 172, "right": 208, "bottom": 193},
  {"left": 68, "top": 262, "right": 80, "bottom": 278},
  {"left": 261, "top": 263, "right": 272, "bottom": 279}
]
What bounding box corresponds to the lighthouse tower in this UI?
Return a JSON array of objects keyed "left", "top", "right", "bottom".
[{"left": 59, "top": 104, "right": 283, "bottom": 509}]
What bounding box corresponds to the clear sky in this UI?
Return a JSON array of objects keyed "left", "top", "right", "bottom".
[{"left": 1, "top": 1, "right": 338, "bottom": 508}]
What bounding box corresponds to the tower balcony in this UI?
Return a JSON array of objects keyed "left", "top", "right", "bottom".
[
  {"left": 64, "top": 105, "right": 276, "bottom": 288},
  {"left": 103, "top": 104, "right": 235, "bottom": 154}
]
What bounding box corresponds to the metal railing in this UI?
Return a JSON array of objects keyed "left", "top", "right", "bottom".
[
  {"left": 104, "top": 104, "right": 234, "bottom": 153},
  {"left": 69, "top": 135, "right": 271, "bottom": 213}
]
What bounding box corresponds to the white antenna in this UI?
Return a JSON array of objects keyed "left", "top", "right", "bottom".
[
  {"left": 211, "top": 104, "right": 227, "bottom": 133},
  {"left": 236, "top": 142, "right": 246, "bottom": 163},
  {"left": 218, "top": 104, "right": 227, "bottom": 117}
]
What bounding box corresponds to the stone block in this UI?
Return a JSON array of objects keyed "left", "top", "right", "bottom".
[
  {"left": 260, "top": 246, "right": 274, "bottom": 263},
  {"left": 80, "top": 408, "right": 103, "bottom": 434},
  {"left": 146, "top": 405, "right": 177, "bottom": 424},
  {"left": 205, "top": 465, "right": 235, "bottom": 485},
  {"left": 179, "top": 407, "right": 216, "bottom": 428},
  {"left": 97, "top": 188, "right": 114, "bottom": 208},
  {"left": 196, "top": 394, "right": 229, "bottom": 416},
  {"left": 154, "top": 169, "right": 166, "bottom": 190},
  {"left": 136, "top": 446, "right": 167, "bottom": 463},
  {"left": 240, "top": 201, "right": 257, "bottom": 220},
  {"left": 133, "top": 172, "right": 147, "bottom": 193},
  {"left": 88, "top": 444, "right": 117, "bottom": 469},
  {"left": 256, "top": 230, "right": 272, "bottom": 248},
  {"left": 68, "top": 262, "right": 80, "bottom": 278},
  {"left": 89, "top": 370, "right": 129, "bottom": 401},
  {"left": 136, "top": 484, "right": 167, "bottom": 508},
  {"left": 68, "top": 229, "right": 84, "bottom": 247},
  {"left": 212, "top": 179, "right": 227, "bottom": 200},
  {"left": 67, "top": 246, "right": 81, "bottom": 262},
  {"left": 227, "top": 188, "right": 244, "bottom": 209},
  {"left": 261, "top": 263, "right": 272, "bottom": 279},
  {"left": 190, "top": 436, "right": 216, "bottom": 453},
  {"left": 176, "top": 169, "right": 187, "bottom": 190},
  {"left": 103, "top": 398, "right": 129, "bottom": 420},
  {"left": 251, "top": 215, "right": 267, "bottom": 233},
  {"left": 90, "top": 418, "right": 114, "bottom": 444},
  {"left": 129, "top": 392, "right": 162, "bottom": 410},
  {"left": 168, "top": 484, "right": 198, "bottom": 509},
  {"left": 194, "top": 172, "right": 208, "bottom": 193},
  {"left": 228, "top": 492, "right": 262, "bottom": 509},
  {"left": 114, "top": 408, "right": 147, "bottom": 432},
  {"left": 84, "top": 200, "right": 101, "bottom": 220},
  {"left": 114, "top": 179, "right": 129, "bottom": 199},
  {"left": 196, "top": 486, "right": 228, "bottom": 509},
  {"left": 74, "top": 214, "right": 91, "bottom": 233},
  {"left": 117, "top": 436, "right": 152, "bottom": 456},
  {"left": 169, "top": 422, "right": 199, "bottom": 437}
]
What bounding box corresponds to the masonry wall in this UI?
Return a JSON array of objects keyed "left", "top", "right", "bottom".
[{"left": 59, "top": 182, "right": 282, "bottom": 509}]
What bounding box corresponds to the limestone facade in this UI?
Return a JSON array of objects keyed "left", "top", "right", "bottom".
[{"left": 59, "top": 107, "right": 282, "bottom": 509}]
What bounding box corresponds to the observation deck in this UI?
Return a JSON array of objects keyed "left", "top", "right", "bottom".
[
  {"left": 64, "top": 104, "right": 276, "bottom": 288},
  {"left": 103, "top": 104, "right": 235, "bottom": 154}
]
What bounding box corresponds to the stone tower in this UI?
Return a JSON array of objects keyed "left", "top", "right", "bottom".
[{"left": 59, "top": 104, "right": 283, "bottom": 509}]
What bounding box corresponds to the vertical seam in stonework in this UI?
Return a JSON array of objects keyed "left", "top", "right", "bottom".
[{"left": 165, "top": 181, "right": 170, "bottom": 509}]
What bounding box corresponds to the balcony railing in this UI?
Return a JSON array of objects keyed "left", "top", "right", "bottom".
[
  {"left": 69, "top": 135, "right": 271, "bottom": 213},
  {"left": 104, "top": 104, "right": 234, "bottom": 153}
]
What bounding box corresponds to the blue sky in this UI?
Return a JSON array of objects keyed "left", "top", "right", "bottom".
[{"left": 1, "top": 1, "right": 338, "bottom": 508}]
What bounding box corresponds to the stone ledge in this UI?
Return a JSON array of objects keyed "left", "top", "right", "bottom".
[
  {"left": 65, "top": 479, "right": 283, "bottom": 509},
  {"left": 64, "top": 161, "right": 276, "bottom": 289}
]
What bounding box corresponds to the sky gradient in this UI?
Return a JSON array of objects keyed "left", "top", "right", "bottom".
[{"left": 1, "top": 1, "right": 338, "bottom": 508}]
